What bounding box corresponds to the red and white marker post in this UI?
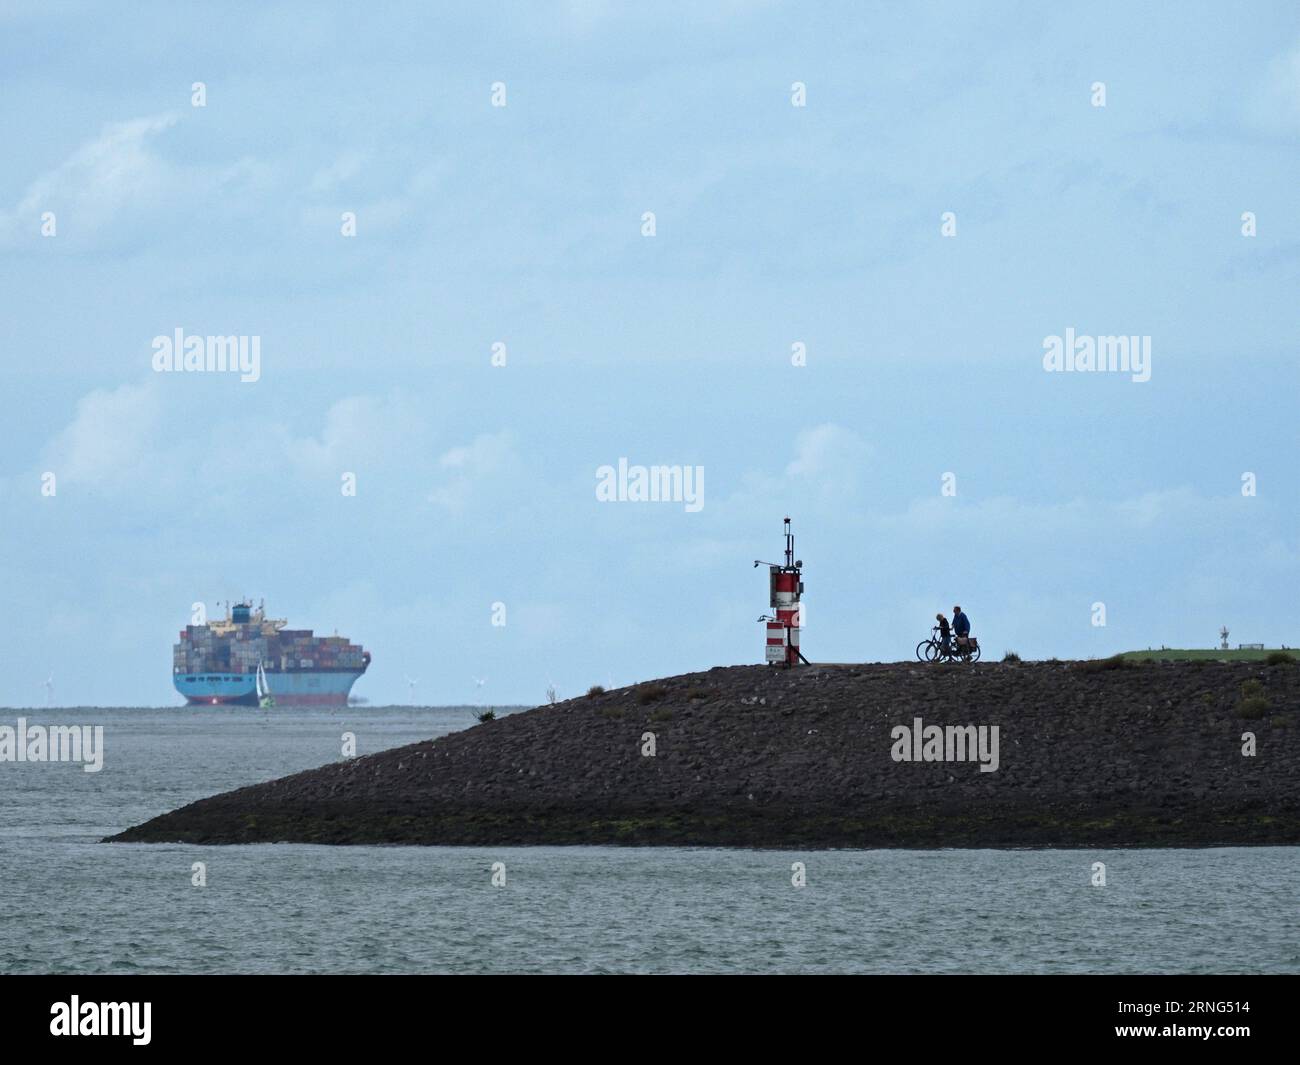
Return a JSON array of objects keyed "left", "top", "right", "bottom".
[{"left": 755, "top": 517, "right": 807, "bottom": 668}]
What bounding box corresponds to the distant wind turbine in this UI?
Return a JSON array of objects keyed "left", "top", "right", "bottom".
[
  {"left": 405, "top": 676, "right": 418, "bottom": 705},
  {"left": 43, "top": 674, "right": 54, "bottom": 707}
]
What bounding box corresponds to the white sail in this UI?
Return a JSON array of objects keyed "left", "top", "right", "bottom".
[{"left": 256, "top": 661, "right": 276, "bottom": 708}]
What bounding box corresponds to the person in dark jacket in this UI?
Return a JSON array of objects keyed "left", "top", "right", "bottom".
[
  {"left": 952, "top": 605, "right": 971, "bottom": 648},
  {"left": 935, "top": 613, "right": 951, "bottom": 654}
]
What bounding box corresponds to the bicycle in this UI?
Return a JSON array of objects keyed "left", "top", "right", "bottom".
[{"left": 915, "top": 626, "right": 981, "bottom": 663}]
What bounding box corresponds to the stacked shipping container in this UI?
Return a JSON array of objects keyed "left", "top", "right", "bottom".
[{"left": 174, "top": 617, "right": 367, "bottom": 675}]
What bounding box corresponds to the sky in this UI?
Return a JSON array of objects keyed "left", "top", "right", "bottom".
[{"left": 1, "top": 1, "right": 1297, "bottom": 707}]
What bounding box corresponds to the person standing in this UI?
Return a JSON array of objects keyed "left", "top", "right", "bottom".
[
  {"left": 952, "top": 605, "right": 970, "bottom": 648},
  {"left": 936, "top": 613, "right": 951, "bottom": 654}
]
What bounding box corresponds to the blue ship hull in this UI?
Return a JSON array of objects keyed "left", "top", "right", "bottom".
[{"left": 174, "top": 669, "right": 365, "bottom": 706}]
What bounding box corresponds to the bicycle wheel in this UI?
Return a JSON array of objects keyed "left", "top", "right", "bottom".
[
  {"left": 925, "top": 640, "right": 942, "bottom": 662},
  {"left": 915, "top": 640, "right": 930, "bottom": 662},
  {"left": 968, "top": 643, "right": 981, "bottom": 663}
]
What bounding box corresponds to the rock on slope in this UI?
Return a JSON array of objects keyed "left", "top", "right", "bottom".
[{"left": 108, "top": 661, "right": 1300, "bottom": 847}]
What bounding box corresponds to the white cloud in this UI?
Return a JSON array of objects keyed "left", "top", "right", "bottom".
[
  {"left": 0, "top": 112, "right": 273, "bottom": 248},
  {"left": 283, "top": 394, "right": 432, "bottom": 476},
  {"left": 0, "top": 114, "right": 179, "bottom": 244},
  {"left": 40, "top": 379, "right": 163, "bottom": 491},
  {"left": 278, "top": 400, "right": 518, "bottom": 511},
  {"left": 722, "top": 422, "right": 870, "bottom": 519},
  {"left": 438, "top": 431, "right": 513, "bottom": 471},
  {"left": 783, "top": 423, "right": 871, "bottom": 481},
  {"left": 429, "top": 430, "right": 517, "bottom": 510}
]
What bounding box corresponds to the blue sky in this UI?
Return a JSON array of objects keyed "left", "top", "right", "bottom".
[{"left": 1, "top": 1, "right": 1297, "bottom": 706}]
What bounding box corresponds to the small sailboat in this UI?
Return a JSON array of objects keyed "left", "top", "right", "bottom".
[{"left": 256, "top": 661, "right": 276, "bottom": 709}]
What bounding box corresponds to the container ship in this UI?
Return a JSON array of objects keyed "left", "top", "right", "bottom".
[{"left": 173, "top": 601, "right": 370, "bottom": 706}]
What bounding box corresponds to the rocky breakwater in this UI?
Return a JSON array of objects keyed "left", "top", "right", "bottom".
[{"left": 108, "top": 659, "right": 1300, "bottom": 847}]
